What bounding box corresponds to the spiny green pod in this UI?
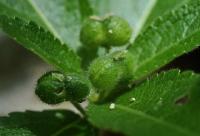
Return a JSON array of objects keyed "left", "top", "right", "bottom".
[
  {"left": 64, "top": 73, "right": 90, "bottom": 102},
  {"left": 103, "top": 16, "right": 132, "bottom": 46},
  {"left": 35, "top": 71, "right": 66, "bottom": 104},
  {"left": 80, "top": 17, "right": 106, "bottom": 47},
  {"left": 88, "top": 50, "right": 135, "bottom": 102}
]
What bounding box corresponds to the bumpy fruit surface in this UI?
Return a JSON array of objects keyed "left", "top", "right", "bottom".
[
  {"left": 64, "top": 73, "right": 90, "bottom": 102},
  {"left": 88, "top": 50, "right": 134, "bottom": 102},
  {"left": 80, "top": 18, "right": 106, "bottom": 47},
  {"left": 35, "top": 71, "right": 66, "bottom": 104},
  {"left": 103, "top": 16, "right": 132, "bottom": 46}
]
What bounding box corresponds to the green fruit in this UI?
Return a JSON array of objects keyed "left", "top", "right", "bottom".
[
  {"left": 80, "top": 18, "right": 106, "bottom": 47},
  {"left": 64, "top": 73, "right": 90, "bottom": 102},
  {"left": 88, "top": 50, "right": 134, "bottom": 102},
  {"left": 35, "top": 71, "right": 66, "bottom": 104},
  {"left": 103, "top": 16, "right": 132, "bottom": 46}
]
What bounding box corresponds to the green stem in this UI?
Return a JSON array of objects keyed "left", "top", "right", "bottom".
[{"left": 71, "top": 101, "right": 87, "bottom": 118}]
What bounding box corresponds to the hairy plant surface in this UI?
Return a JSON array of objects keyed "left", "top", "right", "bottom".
[{"left": 0, "top": 0, "right": 200, "bottom": 136}]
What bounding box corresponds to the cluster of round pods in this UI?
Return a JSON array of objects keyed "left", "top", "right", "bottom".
[
  {"left": 80, "top": 15, "right": 132, "bottom": 48},
  {"left": 36, "top": 15, "right": 134, "bottom": 104},
  {"left": 35, "top": 71, "right": 90, "bottom": 104}
]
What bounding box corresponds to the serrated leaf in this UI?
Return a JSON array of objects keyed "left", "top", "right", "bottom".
[
  {"left": 143, "top": 0, "right": 191, "bottom": 29},
  {"left": 87, "top": 70, "right": 200, "bottom": 136},
  {"left": 0, "top": 110, "right": 96, "bottom": 136},
  {"left": 0, "top": 0, "right": 93, "bottom": 50},
  {"left": 89, "top": 0, "right": 156, "bottom": 39},
  {"left": 0, "top": 15, "right": 82, "bottom": 74},
  {"left": 128, "top": 1, "right": 200, "bottom": 80}
]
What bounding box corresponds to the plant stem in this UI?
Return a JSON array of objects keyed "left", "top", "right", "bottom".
[{"left": 71, "top": 101, "right": 87, "bottom": 118}]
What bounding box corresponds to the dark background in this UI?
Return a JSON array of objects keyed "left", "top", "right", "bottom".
[{"left": 165, "top": 46, "right": 200, "bottom": 73}]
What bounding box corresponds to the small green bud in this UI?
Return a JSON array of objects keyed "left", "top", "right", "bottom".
[
  {"left": 103, "top": 16, "right": 132, "bottom": 46},
  {"left": 64, "top": 73, "right": 90, "bottom": 102},
  {"left": 80, "top": 18, "right": 106, "bottom": 47},
  {"left": 35, "top": 71, "right": 66, "bottom": 104},
  {"left": 88, "top": 50, "right": 134, "bottom": 102}
]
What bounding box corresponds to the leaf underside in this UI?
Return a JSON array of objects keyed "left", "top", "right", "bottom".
[
  {"left": 129, "top": 1, "right": 200, "bottom": 81},
  {"left": 87, "top": 70, "right": 200, "bottom": 136},
  {"left": 0, "top": 0, "right": 94, "bottom": 51}
]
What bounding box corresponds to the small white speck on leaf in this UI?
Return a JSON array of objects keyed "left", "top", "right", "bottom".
[
  {"left": 108, "top": 29, "right": 113, "bottom": 34},
  {"left": 109, "top": 103, "right": 115, "bottom": 110},
  {"left": 130, "top": 97, "right": 136, "bottom": 102}
]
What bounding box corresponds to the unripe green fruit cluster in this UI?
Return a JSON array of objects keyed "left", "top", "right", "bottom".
[
  {"left": 88, "top": 50, "right": 135, "bottom": 102},
  {"left": 80, "top": 16, "right": 132, "bottom": 48},
  {"left": 80, "top": 19, "right": 106, "bottom": 47},
  {"left": 35, "top": 71, "right": 90, "bottom": 104},
  {"left": 64, "top": 73, "right": 90, "bottom": 102}
]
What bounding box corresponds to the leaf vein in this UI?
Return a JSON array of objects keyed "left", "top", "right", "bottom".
[{"left": 117, "top": 105, "right": 197, "bottom": 136}]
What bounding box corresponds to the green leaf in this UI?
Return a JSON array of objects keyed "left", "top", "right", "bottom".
[
  {"left": 87, "top": 70, "right": 200, "bottom": 136},
  {"left": 128, "top": 1, "right": 200, "bottom": 80},
  {"left": 0, "top": 0, "right": 44, "bottom": 26},
  {"left": 0, "top": 128, "right": 35, "bottom": 136},
  {"left": 143, "top": 0, "right": 191, "bottom": 29},
  {"left": 0, "top": 15, "right": 82, "bottom": 73},
  {"left": 0, "top": 110, "right": 96, "bottom": 136},
  {"left": 89, "top": 0, "right": 156, "bottom": 39},
  {"left": 0, "top": 0, "right": 93, "bottom": 50}
]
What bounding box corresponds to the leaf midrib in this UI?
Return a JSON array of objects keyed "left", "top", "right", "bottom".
[
  {"left": 116, "top": 104, "right": 198, "bottom": 136},
  {"left": 133, "top": 14, "right": 198, "bottom": 77},
  {"left": 27, "top": 0, "right": 63, "bottom": 43}
]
